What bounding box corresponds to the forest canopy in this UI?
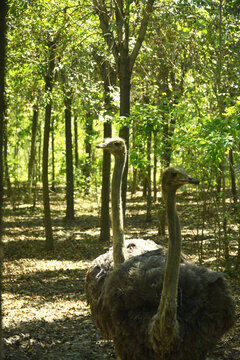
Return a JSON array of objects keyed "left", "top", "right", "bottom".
[{"left": 3, "top": 0, "right": 240, "bottom": 260}]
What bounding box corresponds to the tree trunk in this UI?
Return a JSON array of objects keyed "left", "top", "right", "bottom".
[
  {"left": 142, "top": 173, "right": 147, "bottom": 198},
  {"left": 0, "top": 1, "right": 7, "bottom": 358},
  {"left": 3, "top": 117, "right": 11, "bottom": 196},
  {"left": 221, "top": 158, "right": 228, "bottom": 260},
  {"left": 93, "top": 0, "right": 155, "bottom": 216},
  {"left": 132, "top": 169, "right": 137, "bottom": 195},
  {"left": 216, "top": 165, "right": 222, "bottom": 193},
  {"left": 51, "top": 117, "right": 55, "bottom": 191},
  {"left": 64, "top": 94, "right": 74, "bottom": 220},
  {"left": 118, "top": 68, "right": 131, "bottom": 216},
  {"left": 28, "top": 103, "right": 39, "bottom": 193},
  {"left": 146, "top": 131, "right": 152, "bottom": 222},
  {"left": 99, "top": 121, "right": 112, "bottom": 241},
  {"left": 217, "top": 0, "right": 229, "bottom": 261},
  {"left": 161, "top": 114, "right": 176, "bottom": 168},
  {"left": 43, "top": 101, "right": 54, "bottom": 250},
  {"left": 84, "top": 113, "right": 93, "bottom": 195},
  {"left": 236, "top": 228, "right": 240, "bottom": 271},
  {"left": 93, "top": 56, "right": 115, "bottom": 241},
  {"left": 42, "top": 40, "right": 56, "bottom": 251},
  {"left": 131, "top": 121, "right": 137, "bottom": 195},
  {"left": 38, "top": 126, "right": 42, "bottom": 183},
  {"left": 74, "top": 115, "right": 79, "bottom": 170},
  {"left": 153, "top": 131, "right": 157, "bottom": 202},
  {"left": 229, "top": 148, "right": 238, "bottom": 206}
]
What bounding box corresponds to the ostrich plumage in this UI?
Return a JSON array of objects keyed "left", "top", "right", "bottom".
[
  {"left": 85, "top": 138, "right": 162, "bottom": 324},
  {"left": 95, "top": 167, "right": 235, "bottom": 360},
  {"left": 86, "top": 238, "right": 164, "bottom": 324}
]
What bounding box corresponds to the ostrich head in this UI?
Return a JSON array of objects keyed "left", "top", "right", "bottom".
[
  {"left": 162, "top": 167, "right": 199, "bottom": 195},
  {"left": 97, "top": 137, "right": 126, "bottom": 156}
]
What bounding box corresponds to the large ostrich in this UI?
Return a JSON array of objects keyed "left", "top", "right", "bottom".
[
  {"left": 85, "top": 138, "right": 161, "bottom": 322},
  {"left": 96, "top": 166, "right": 235, "bottom": 360}
]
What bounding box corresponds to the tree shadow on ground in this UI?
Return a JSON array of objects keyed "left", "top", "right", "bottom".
[
  {"left": 3, "top": 188, "right": 240, "bottom": 360},
  {"left": 4, "top": 268, "right": 87, "bottom": 301},
  {"left": 3, "top": 213, "right": 99, "bottom": 233},
  {"left": 4, "top": 314, "right": 116, "bottom": 360},
  {"left": 3, "top": 235, "right": 110, "bottom": 262}
]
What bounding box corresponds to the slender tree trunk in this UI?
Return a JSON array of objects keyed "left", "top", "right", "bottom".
[
  {"left": 74, "top": 115, "right": 79, "bottom": 170},
  {"left": 132, "top": 169, "right": 137, "bottom": 195},
  {"left": 51, "top": 117, "right": 55, "bottom": 191},
  {"left": 38, "top": 126, "right": 42, "bottom": 183},
  {"left": 93, "top": 56, "right": 115, "bottom": 241},
  {"left": 217, "top": 0, "right": 229, "bottom": 261},
  {"left": 43, "top": 101, "right": 54, "bottom": 250},
  {"left": 229, "top": 148, "right": 240, "bottom": 270},
  {"left": 64, "top": 94, "right": 74, "bottom": 220},
  {"left": 0, "top": 1, "right": 7, "bottom": 358},
  {"left": 42, "top": 40, "right": 56, "bottom": 251},
  {"left": 153, "top": 131, "right": 157, "bottom": 202},
  {"left": 28, "top": 103, "right": 39, "bottom": 193},
  {"left": 161, "top": 114, "right": 176, "bottom": 168},
  {"left": 84, "top": 112, "right": 93, "bottom": 195},
  {"left": 216, "top": 0, "right": 224, "bottom": 197},
  {"left": 146, "top": 131, "right": 152, "bottom": 222},
  {"left": 118, "top": 69, "right": 131, "bottom": 217},
  {"left": 142, "top": 178, "right": 147, "bottom": 198},
  {"left": 131, "top": 121, "right": 137, "bottom": 195},
  {"left": 229, "top": 148, "right": 238, "bottom": 206},
  {"left": 216, "top": 165, "right": 222, "bottom": 193},
  {"left": 237, "top": 227, "right": 240, "bottom": 271},
  {"left": 116, "top": 2, "right": 131, "bottom": 217},
  {"left": 221, "top": 159, "right": 228, "bottom": 260},
  {"left": 3, "top": 118, "right": 11, "bottom": 196}
]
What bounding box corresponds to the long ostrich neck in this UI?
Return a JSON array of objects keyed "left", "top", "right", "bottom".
[
  {"left": 149, "top": 187, "right": 181, "bottom": 352},
  {"left": 111, "top": 152, "right": 126, "bottom": 270},
  {"left": 162, "top": 188, "right": 181, "bottom": 306}
]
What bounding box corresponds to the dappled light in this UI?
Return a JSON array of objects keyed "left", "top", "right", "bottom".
[
  {"left": 1, "top": 0, "right": 239, "bottom": 359},
  {"left": 3, "top": 188, "right": 240, "bottom": 359}
]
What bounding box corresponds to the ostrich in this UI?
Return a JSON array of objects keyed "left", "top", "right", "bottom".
[
  {"left": 96, "top": 166, "right": 235, "bottom": 360},
  {"left": 85, "top": 138, "right": 161, "bottom": 322}
]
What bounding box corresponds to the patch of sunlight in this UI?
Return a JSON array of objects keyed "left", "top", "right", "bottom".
[
  {"left": 3, "top": 294, "right": 88, "bottom": 328},
  {"left": 4, "top": 259, "right": 90, "bottom": 277}
]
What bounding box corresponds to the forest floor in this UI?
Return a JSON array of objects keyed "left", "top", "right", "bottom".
[{"left": 2, "top": 186, "right": 240, "bottom": 360}]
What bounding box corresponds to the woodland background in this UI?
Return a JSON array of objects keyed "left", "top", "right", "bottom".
[{"left": 0, "top": 0, "right": 240, "bottom": 359}]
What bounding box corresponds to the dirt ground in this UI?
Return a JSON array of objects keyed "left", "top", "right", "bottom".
[{"left": 2, "top": 188, "right": 240, "bottom": 359}]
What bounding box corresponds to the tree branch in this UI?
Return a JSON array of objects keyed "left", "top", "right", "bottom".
[
  {"left": 130, "top": 0, "right": 155, "bottom": 72},
  {"left": 114, "top": 0, "right": 123, "bottom": 45},
  {"left": 93, "top": 0, "right": 119, "bottom": 65}
]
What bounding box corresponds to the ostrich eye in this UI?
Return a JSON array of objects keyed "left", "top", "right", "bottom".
[
  {"left": 172, "top": 172, "right": 177, "bottom": 177},
  {"left": 114, "top": 142, "right": 121, "bottom": 147}
]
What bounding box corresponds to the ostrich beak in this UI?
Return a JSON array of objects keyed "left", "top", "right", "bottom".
[
  {"left": 96, "top": 142, "right": 108, "bottom": 149},
  {"left": 187, "top": 176, "right": 200, "bottom": 185}
]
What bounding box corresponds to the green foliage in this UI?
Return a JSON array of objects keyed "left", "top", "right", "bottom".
[{"left": 4, "top": 0, "right": 240, "bottom": 199}]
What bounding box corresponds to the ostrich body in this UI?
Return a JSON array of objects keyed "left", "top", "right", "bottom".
[
  {"left": 85, "top": 138, "right": 161, "bottom": 323},
  {"left": 96, "top": 167, "right": 235, "bottom": 360}
]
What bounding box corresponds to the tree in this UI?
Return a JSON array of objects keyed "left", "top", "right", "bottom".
[
  {"left": 91, "top": 49, "right": 117, "bottom": 241},
  {"left": 64, "top": 88, "right": 74, "bottom": 220},
  {"left": 99, "top": 59, "right": 115, "bottom": 241},
  {"left": 0, "top": 1, "right": 7, "bottom": 358},
  {"left": 42, "top": 38, "right": 57, "bottom": 251},
  {"left": 28, "top": 103, "right": 39, "bottom": 194},
  {"left": 93, "top": 0, "right": 156, "bottom": 213}
]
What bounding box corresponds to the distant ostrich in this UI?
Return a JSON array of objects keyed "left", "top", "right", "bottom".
[
  {"left": 96, "top": 167, "right": 235, "bottom": 360},
  {"left": 85, "top": 138, "right": 161, "bottom": 322}
]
